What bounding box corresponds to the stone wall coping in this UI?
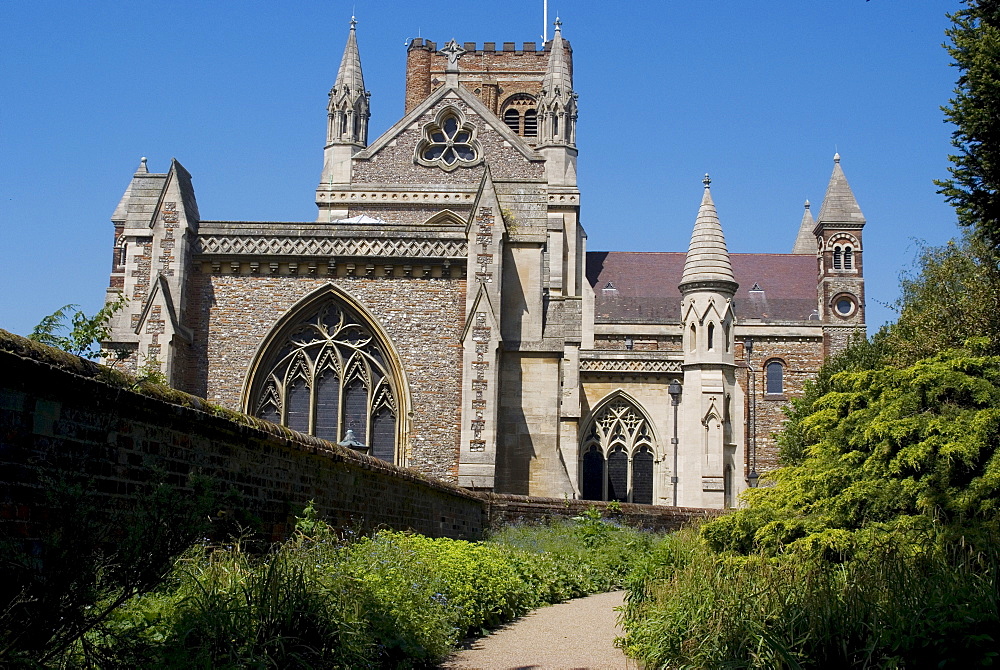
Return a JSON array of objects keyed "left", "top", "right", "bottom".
[
  {"left": 579, "top": 350, "right": 684, "bottom": 362},
  {"left": 198, "top": 222, "right": 468, "bottom": 237},
  {"left": 0, "top": 329, "right": 483, "bottom": 505}
]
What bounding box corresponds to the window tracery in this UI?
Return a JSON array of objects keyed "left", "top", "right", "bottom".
[
  {"left": 415, "top": 108, "right": 481, "bottom": 171},
  {"left": 580, "top": 398, "right": 656, "bottom": 504},
  {"left": 249, "top": 296, "right": 399, "bottom": 463}
]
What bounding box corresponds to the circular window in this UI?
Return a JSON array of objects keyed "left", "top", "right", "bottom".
[{"left": 834, "top": 296, "right": 856, "bottom": 317}]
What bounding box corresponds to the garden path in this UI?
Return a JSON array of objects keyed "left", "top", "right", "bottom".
[{"left": 439, "top": 590, "right": 639, "bottom": 670}]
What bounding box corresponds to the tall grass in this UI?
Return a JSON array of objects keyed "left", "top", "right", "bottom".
[
  {"left": 620, "top": 528, "right": 1000, "bottom": 669},
  {"left": 49, "top": 509, "right": 651, "bottom": 668}
]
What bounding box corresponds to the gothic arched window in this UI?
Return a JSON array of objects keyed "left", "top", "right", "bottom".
[
  {"left": 247, "top": 292, "right": 401, "bottom": 463},
  {"left": 580, "top": 397, "right": 657, "bottom": 504}
]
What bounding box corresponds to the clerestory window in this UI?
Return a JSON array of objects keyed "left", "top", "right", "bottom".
[{"left": 765, "top": 360, "right": 784, "bottom": 395}]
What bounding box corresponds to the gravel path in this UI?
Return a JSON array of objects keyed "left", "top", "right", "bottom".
[{"left": 439, "top": 590, "right": 640, "bottom": 670}]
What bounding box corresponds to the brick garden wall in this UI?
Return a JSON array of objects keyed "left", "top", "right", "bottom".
[
  {"left": 485, "top": 494, "right": 721, "bottom": 534},
  {"left": 0, "top": 331, "right": 717, "bottom": 548},
  {"left": 0, "top": 332, "right": 484, "bottom": 544}
]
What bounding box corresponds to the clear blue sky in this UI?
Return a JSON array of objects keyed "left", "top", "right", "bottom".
[{"left": 0, "top": 0, "right": 960, "bottom": 338}]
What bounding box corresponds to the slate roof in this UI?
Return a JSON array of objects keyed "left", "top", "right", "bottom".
[{"left": 587, "top": 252, "right": 818, "bottom": 324}]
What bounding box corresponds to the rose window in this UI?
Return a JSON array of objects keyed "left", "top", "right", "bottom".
[{"left": 416, "top": 109, "right": 480, "bottom": 171}]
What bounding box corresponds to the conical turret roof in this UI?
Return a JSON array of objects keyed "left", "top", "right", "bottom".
[
  {"left": 815, "top": 153, "right": 865, "bottom": 229},
  {"left": 791, "top": 200, "right": 815, "bottom": 254},
  {"left": 542, "top": 19, "right": 572, "bottom": 93},
  {"left": 680, "top": 176, "right": 737, "bottom": 291},
  {"left": 332, "top": 17, "right": 365, "bottom": 101}
]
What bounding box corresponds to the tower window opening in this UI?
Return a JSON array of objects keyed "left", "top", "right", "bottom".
[
  {"left": 524, "top": 109, "right": 538, "bottom": 137},
  {"left": 500, "top": 93, "right": 538, "bottom": 138},
  {"left": 833, "top": 246, "right": 843, "bottom": 270},
  {"left": 503, "top": 108, "right": 521, "bottom": 134},
  {"left": 844, "top": 246, "right": 853, "bottom": 270},
  {"left": 707, "top": 323, "right": 715, "bottom": 351}
]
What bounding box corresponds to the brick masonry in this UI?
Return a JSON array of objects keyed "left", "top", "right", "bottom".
[{"left": 736, "top": 337, "right": 825, "bottom": 474}]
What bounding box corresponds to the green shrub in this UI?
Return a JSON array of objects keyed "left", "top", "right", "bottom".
[{"left": 621, "top": 528, "right": 1000, "bottom": 669}]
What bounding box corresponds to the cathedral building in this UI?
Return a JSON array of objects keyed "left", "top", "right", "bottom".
[{"left": 102, "top": 20, "right": 866, "bottom": 508}]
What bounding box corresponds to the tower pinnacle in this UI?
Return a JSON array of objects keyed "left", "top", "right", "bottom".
[
  {"left": 538, "top": 19, "right": 576, "bottom": 146},
  {"left": 327, "top": 16, "right": 370, "bottom": 147}
]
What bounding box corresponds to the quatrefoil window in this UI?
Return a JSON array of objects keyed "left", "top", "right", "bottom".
[{"left": 415, "top": 108, "right": 481, "bottom": 171}]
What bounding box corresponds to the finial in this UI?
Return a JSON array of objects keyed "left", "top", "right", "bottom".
[
  {"left": 833, "top": 152, "right": 841, "bottom": 163},
  {"left": 350, "top": 15, "right": 357, "bottom": 30},
  {"left": 804, "top": 199, "right": 810, "bottom": 209},
  {"left": 140, "top": 156, "right": 147, "bottom": 165},
  {"left": 439, "top": 38, "right": 466, "bottom": 70},
  {"left": 703, "top": 173, "right": 711, "bottom": 188},
  {"left": 554, "top": 16, "right": 562, "bottom": 33}
]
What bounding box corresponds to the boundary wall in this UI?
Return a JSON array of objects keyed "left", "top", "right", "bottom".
[{"left": 0, "top": 331, "right": 715, "bottom": 546}]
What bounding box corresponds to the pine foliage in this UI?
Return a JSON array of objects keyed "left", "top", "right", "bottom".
[
  {"left": 705, "top": 350, "right": 1000, "bottom": 556},
  {"left": 936, "top": 0, "right": 1000, "bottom": 249}
]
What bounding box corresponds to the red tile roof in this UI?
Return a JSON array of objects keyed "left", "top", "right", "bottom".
[{"left": 586, "top": 252, "right": 819, "bottom": 324}]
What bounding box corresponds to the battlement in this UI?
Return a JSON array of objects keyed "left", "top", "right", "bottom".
[
  {"left": 403, "top": 37, "right": 573, "bottom": 116},
  {"left": 407, "top": 38, "right": 551, "bottom": 53}
]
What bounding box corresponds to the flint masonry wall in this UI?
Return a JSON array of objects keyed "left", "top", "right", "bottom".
[{"left": 0, "top": 331, "right": 717, "bottom": 547}]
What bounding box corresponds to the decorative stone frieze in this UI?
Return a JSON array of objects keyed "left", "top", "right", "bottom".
[{"left": 196, "top": 234, "right": 467, "bottom": 259}]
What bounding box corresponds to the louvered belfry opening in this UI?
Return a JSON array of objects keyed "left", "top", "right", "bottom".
[{"left": 250, "top": 296, "right": 399, "bottom": 462}]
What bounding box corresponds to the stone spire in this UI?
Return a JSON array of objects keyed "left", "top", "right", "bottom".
[
  {"left": 538, "top": 18, "right": 576, "bottom": 146},
  {"left": 791, "top": 199, "right": 815, "bottom": 254},
  {"left": 326, "top": 17, "right": 369, "bottom": 147},
  {"left": 815, "top": 153, "right": 865, "bottom": 229},
  {"left": 680, "top": 175, "right": 737, "bottom": 291}
]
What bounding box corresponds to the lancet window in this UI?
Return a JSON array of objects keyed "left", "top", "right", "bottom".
[
  {"left": 249, "top": 296, "right": 400, "bottom": 463},
  {"left": 580, "top": 398, "right": 656, "bottom": 504}
]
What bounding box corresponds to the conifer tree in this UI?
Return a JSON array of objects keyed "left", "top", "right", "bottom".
[{"left": 936, "top": 0, "right": 1000, "bottom": 249}]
